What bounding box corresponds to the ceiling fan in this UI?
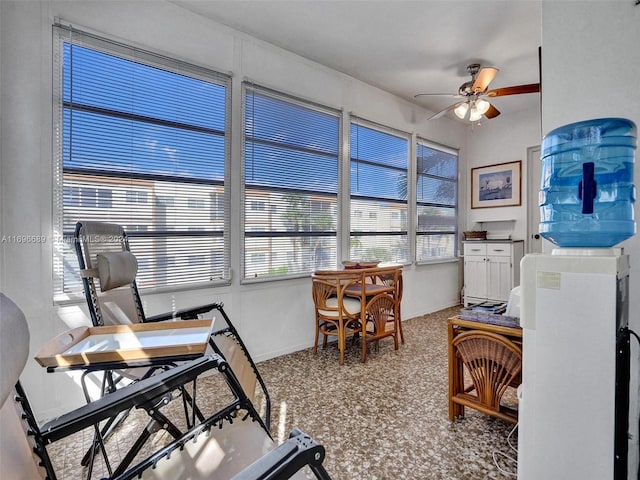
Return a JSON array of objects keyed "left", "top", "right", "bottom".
[{"left": 414, "top": 63, "right": 540, "bottom": 121}]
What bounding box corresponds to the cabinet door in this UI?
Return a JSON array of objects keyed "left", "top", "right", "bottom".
[
  {"left": 464, "top": 256, "right": 487, "bottom": 300},
  {"left": 486, "top": 255, "right": 511, "bottom": 301}
]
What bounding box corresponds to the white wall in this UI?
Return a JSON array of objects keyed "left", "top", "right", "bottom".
[
  {"left": 0, "top": 0, "right": 467, "bottom": 419},
  {"left": 541, "top": 1, "right": 640, "bottom": 477},
  {"left": 465, "top": 107, "right": 541, "bottom": 240}
]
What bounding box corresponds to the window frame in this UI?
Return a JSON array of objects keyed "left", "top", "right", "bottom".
[
  {"left": 241, "top": 83, "right": 342, "bottom": 282},
  {"left": 52, "top": 23, "right": 232, "bottom": 300},
  {"left": 415, "top": 137, "right": 459, "bottom": 264},
  {"left": 348, "top": 116, "right": 411, "bottom": 265}
]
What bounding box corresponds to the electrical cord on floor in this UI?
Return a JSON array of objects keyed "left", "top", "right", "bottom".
[{"left": 492, "top": 422, "right": 518, "bottom": 477}]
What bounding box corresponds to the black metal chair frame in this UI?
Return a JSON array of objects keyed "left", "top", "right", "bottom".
[
  {"left": 44, "top": 354, "right": 208, "bottom": 478},
  {"left": 11, "top": 354, "right": 331, "bottom": 480},
  {"left": 71, "top": 221, "right": 272, "bottom": 475},
  {"left": 74, "top": 222, "right": 270, "bottom": 424}
]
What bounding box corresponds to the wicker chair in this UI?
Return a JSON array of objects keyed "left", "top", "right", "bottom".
[
  {"left": 361, "top": 293, "right": 399, "bottom": 363},
  {"left": 450, "top": 330, "right": 522, "bottom": 423},
  {"left": 370, "top": 267, "right": 404, "bottom": 344},
  {"left": 311, "top": 270, "right": 363, "bottom": 365}
]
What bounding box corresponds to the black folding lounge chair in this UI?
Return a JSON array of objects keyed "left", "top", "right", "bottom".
[
  {"left": 74, "top": 221, "right": 270, "bottom": 427},
  {"left": 71, "top": 221, "right": 272, "bottom": 475},
  {"left": 0, "top": 293, "right": 332, "bottom": 480}
]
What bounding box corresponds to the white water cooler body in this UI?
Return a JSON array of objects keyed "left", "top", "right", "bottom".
[{"left": 518, "top": 249, "right": 631, "bottom": 479}]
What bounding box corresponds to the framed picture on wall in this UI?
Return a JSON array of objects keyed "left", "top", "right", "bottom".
[{"left": 471, "top": 160, "right": 522, "bottom": 209}]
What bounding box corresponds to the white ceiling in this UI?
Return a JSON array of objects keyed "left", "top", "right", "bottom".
[{"left": 172, "top": 0, "right": 542, "bottom": 122}]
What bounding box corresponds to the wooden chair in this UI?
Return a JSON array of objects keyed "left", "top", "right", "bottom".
[
  {"left": 450, "top": 330, "right": 522, "bottom": 424},
  {"left": 368, "top": 266, "right": 404, "bottom": 344},
  {"left": 361, "top": 292, "right": 399, "bottom": 362},
  {"left": 311, "top": 270, "right": 363, "bottom": 365}
]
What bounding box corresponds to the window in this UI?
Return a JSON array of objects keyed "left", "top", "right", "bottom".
[
  {"left": 64, "top": 185, "right": 113, "bottom": 209},
  {"left": 125, "top": 190, "right": 148, "bottom": 204},
  {"left": 350, "top": 119, "right": 409, "bottom": 263},
  {"left": 416, "top": 139, "right": 458, "bottom": 261},
  {"left": 187, "top": 198, "right": 205, "bottom": 209},
  {"left": 243, "top": 84, "right": 340, "bottom": 279},
  {"left": 53, "top": 25, "right": 231, "bottom": 295},
  {"left": 210, "top": 192, "right": 224, "bottom": 222}
]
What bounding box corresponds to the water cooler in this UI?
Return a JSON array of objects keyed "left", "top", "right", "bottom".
[
  {"left": 518, "top": 248, "right": 630, "bottom": 479},
  {"left": 518, "top": 118, "right": 636, "bottom": 479}
]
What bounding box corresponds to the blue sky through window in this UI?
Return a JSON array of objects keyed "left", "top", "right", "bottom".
[
  {"left": 350, "top": 123, "right": 408, "bottom": 200},
  {"left": 244, "top": 91, "right": 339, "bottom": 193},
  {"left": 63, "top": 43, "right": 226, "bottom": 182}
]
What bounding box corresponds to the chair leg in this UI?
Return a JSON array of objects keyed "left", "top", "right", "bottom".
[
  {"left": 361, "top": 325, "right": 368, "bottom": 363},
  {"left": 338, "top": 323, "right": 345, "bottom": 365},
  {"left": 80, "top": 408, "right": 129, "bottom": 467},
  {"left": 396, "top": 304, "right": 405, "bottom": 344},
  {"left": 313, "top": 319, "right": 320, "bottom": 354}
]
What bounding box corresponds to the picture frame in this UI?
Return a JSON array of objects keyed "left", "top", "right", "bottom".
[{"left": 471, "top": 160, "right": 522, "bottom": 209}]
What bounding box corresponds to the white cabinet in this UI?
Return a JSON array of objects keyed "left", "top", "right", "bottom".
[{"left": 463, "top": 241, "right": 524, "bottom": 306}]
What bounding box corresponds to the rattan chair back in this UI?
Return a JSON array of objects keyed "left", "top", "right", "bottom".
[
  {"left": 361, "top": 292, "right": 399, "bottom": 362},
  {"left": 452, "top": 330, "right": 522, "bottom": 413},
  {"left": 368, "top": 266, "right": 404, "bottom": 344}
]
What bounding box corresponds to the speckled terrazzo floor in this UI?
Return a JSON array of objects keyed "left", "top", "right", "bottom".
[{"left": 47, "top": 306, "right": 519, "bottom": 479}]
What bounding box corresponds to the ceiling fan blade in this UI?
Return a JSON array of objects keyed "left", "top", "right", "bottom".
[
  {"left": 484, "top": 103, "right": 501, "bottom": 119},
  {"left": 428, "top": 101, "right": 465, "bottom": 120},
  {"left": 486, "top": 83, "right": 541, "bottom": 97},
  {"left": 471, "top": 67, "right": 498, "bottom": 93},
  {"left": 414, "top": 93, "right": 461, "bottom": 98}
]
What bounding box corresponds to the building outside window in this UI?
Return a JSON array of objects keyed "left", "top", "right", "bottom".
[{"left": 125, "top": 190, "right": 148, "bottom": 204}]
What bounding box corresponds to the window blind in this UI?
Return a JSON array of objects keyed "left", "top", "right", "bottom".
[
  {"left": 53, "top": 24, "right": 231, "bottom": 296},
  {"left": 243, "top": 84, "right": 340, "bottom": 279},
  {"left": 350, "top": 118, "right": 409, "bottom": 263},
  {"left": 416, "top": 138, "right": 458, "bottom": 261}
]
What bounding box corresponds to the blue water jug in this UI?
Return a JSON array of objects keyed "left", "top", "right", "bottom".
[{"left": 539, "top": 118, "right": 636, "bottom": 248}]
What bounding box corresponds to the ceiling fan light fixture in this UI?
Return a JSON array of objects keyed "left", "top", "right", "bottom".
[
  {"left": 454, "top": 102, "right": 469, "bottom": 119},
  {"left": 416, "top": 62, "right": 538, "bottom": 123},
  {"left": 469, "top": 106, "right": 482, "bottom": 122},
  {"left": 475, "top": 98, "right": 490, "bottom": 115}
]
